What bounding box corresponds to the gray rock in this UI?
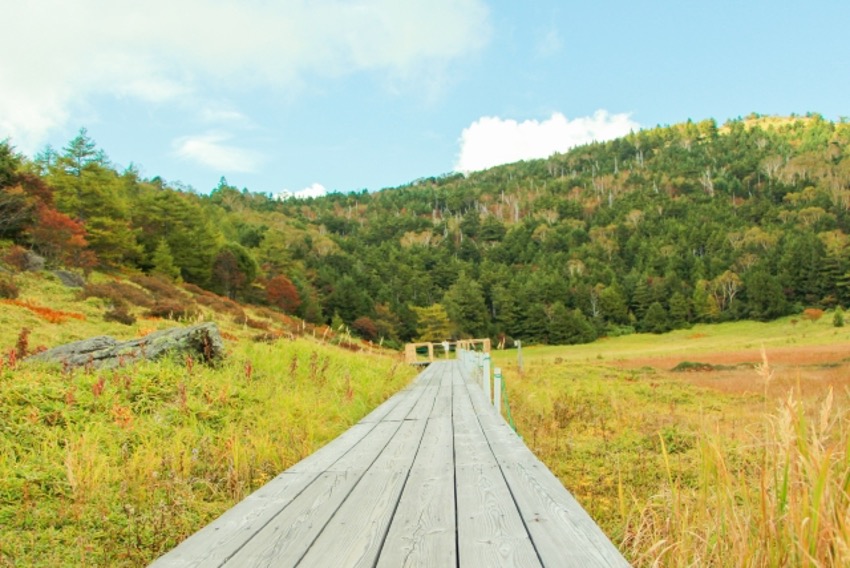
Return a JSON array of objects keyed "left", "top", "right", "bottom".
[
  {"left": 52, "top": 270, "right": 85, "bottom": 288},
  {"left": 27, "top": 322, "right": 226, "bottom": 369},
  {"left": 23, "top": 251, "right": 45, "bottom": 271}
]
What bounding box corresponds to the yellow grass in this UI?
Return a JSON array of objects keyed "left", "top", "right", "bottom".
[{"left": 492, "top": 319, "right": 850, "bottom": 566}]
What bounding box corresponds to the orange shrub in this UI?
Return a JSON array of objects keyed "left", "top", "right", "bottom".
[
  {"left": 1, "top": 299, "right": 86, "bottom": 323},
  {"left": 802, "top": 308, "right": 824, "bottom": 322}
]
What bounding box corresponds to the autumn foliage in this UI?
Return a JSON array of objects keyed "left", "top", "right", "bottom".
[
  {"left": 352, "top": 316, "right": 378, "bottom": 342},
  {"left": 1, "top": 299, "right": 86, "bottom": 323},
  {"left": 27, "top": 205, "right": 95, "bottom": 269},
  {"left": 802, "top": 308, "right": 825, "bottom": 322},
  {"left": 266, "top": 275, "right": 301, "bottom": 313}
]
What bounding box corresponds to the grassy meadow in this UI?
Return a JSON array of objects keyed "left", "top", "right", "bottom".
[
  {"left": 0, "top": 271, "right": 415, "bottom": 566},
  {"left": 492, "top": 316, "right": 850, "bottom": 566},
  {"left": 4, "top": 269, "right": 850, "bottom": 566}
]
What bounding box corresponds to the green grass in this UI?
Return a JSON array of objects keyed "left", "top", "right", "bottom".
[
  {"left": 505, "top": 315, "right": 850, "bottom": 365},
  {"left": 0, "top": 271, "right": 416, "bottom": 566}
]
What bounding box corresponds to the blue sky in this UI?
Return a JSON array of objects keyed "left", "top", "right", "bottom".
[{"left": 2, "top": 1, "right": 849, "bottom": 197}]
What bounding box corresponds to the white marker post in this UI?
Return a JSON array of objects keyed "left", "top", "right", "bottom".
[
  {"left": 483, "top": 353, "right": 491, "bottom": 403},
  {"left": 516, "top": 339, "right": 524, "bottom": 374},
  {"left": 493, "top": 367, "right": 502, "bottom": 415}
]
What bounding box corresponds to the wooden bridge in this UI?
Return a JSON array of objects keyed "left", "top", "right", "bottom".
[{"left": 151, "top": 354, "right": 629, "bottom": 567}]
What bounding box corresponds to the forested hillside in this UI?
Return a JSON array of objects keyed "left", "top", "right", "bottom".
[{"left": 3, "top": 114, "right": 850, "bottom": 346}]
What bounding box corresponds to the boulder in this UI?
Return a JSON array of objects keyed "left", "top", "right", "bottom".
[
  {"left": 27, "top": 322, "right": 225, "bottom": 369},
  {"left": 23, "top": 251, "right": 45, "bottom": 272},
  {"left": 52, "top": 270, "right": 85, "bottom": 288}
]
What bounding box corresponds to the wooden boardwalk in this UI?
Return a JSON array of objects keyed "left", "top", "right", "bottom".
[{"left": 151, "top": 360, "right": 629, "bottom": 567}]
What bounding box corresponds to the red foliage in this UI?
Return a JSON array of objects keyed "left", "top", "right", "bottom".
[
  {"left": 352, "top": 316, "right": 379, "bottom": 342},
  {"left": 2, "top": 246, "right": 30, "bottom": 271},
  {"left": 27, "top": 205, "right": 95, "bottom": 268},
  {"left": 92, "top": 376, "right": 106, "bottom": 397},
  {"left": 802, "top": 308, "right": 825, "bottom": 322},
  {"left": 0, "top": 276, "right": 18, "bottom": 299},
  {"left": 15, "top": 327, "right": 30, "bottom": 359},
  {"left": 266, "top": 275, "right": 301, "bottom": 313},
  {"left": 1, "top": 299, "right": 86, "bottom": 323},
  {"left": 17, "top": 172, "right": 54, "bottom": 207}
]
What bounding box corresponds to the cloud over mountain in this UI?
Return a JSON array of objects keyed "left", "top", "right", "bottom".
[{"left": 455, "top": 111, "right": 639, "bottom": 173}]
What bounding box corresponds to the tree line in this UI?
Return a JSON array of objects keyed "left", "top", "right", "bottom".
[{"left": 2, "top": 114, "right": 850, "bottom": 347}]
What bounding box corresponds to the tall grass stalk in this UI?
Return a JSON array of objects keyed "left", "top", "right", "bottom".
[
  {"left": 0, "top": 338, "right": 412, "bottom": 566},
  {"left": 623, "top": 385, "right": 850, "bottom": 566}
]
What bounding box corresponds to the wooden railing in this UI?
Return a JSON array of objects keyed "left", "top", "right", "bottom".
[{"left": 403, "top": 338, "right": 491, "bottom": 365}]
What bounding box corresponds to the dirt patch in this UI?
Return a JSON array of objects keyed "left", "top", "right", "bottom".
[{"left": 614, "top": 343, "right": 850, "bottom": 398}]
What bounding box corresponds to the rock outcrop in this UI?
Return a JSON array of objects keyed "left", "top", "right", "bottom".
[{"left": 27, "top": 322, "right": 225, "bottom": 369}]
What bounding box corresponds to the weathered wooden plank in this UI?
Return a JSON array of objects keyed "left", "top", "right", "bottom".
[
  {"left": 358, "top": 363, "right": 435, "bottom": 424},
  {"left": 297, "top": 418, "right": 428, "bottom": 566},
  {"left": 452, "top": 365, "right": 541, "bottom": 568},
  {"left": 455, "top": 464, "right": 542, "bottom": 568},
  {"left": 149, "top": 421, "right": 379, "bottom": 568},
  {"left": 357, "top": 391, "right": 405, "bottom": 423},
  {"left": 224, "top": 420, "right": 407, "bottom": 565},
  {"left": 154, "top": 359, "right": 628, "bottom": 568},
  {"left": 500, "top": 462, "right": 630, "bottom": 567},
  {"left": 463, "top": 364, "right": 629, "bottom": 566},
  {"left": 406, "top": 384, "right": 438, "bottom": 420},
  {"left": 283, "top": 421, "right": 377, "bottom": 474},
  {"left": 376, "top": 417, "right": 456, "bottom": 567},
  {"left": 426, "top": 363, "right": 456, "bottom": 419},
  {"left": 223, "top": 469, "right": 361, "bottom": 566},
  {"left": 382, "top": 377, "right": 430, "bottom": 422}
]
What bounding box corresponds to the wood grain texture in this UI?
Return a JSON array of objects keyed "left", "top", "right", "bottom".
[
  {"left": 453, "top": 366, "right": 542, "bottom": 567},
  {"left": 377, "top": 417, "right": 456, "bottom": 568},
  {"left": 150, "top": 421, "right": 379, "bottom": 568},
  {"left": 225, "top": 420, "right": 408, "bottom": 566},
  {"left": 297, "top": 418, "right": 428, "bottom": 566}
]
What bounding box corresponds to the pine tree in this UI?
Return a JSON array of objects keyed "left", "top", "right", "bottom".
[
  {"left": 744, "top": 268, "right": 788, "bottom": 321},
  {"left": 631, "top": 277, "right": 652, "bottom": 319},
  {"left": 641, "top": 301, "right": 670, "bottom": 334},
  {"left": 442, "top": 271, "right": 488, "bottom": 337},
  {"left": 521, "top": 302, "right": 549, "bottom": 343},
  {"left": 668, "top": 292, "right": 691, "bottom": 328},
  {"left": 151, "top": 239, "right": 181, "bottom": 280}
]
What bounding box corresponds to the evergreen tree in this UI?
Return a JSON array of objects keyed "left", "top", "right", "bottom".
[
  {"left": 668, "top": 292, "right": 691, "bottom": 328},
  {"left": 631, "top": 277, "right": 653, "bottom": 319},
  {"left": 744, "top": 268, "right": 788, "bottom": 321},
  {"left": 326, "top": 274, "right": 369, "bottom": 324},
  {"left": 599, "top": 284, "right": 630, "bottom": 324},
  {"left": 151, "top": 239, "right": 181, "bottom": 280},
  {"left": 212, "top": 242, "right": 258, "bottom": 300},
  {"left": 641, "top": 301, "right": 670, "bottom": 333},
  {"left": 521, "top": 302, "right": 549, "bottom": 343},
  {"left": 442, "top": 271, "right": 488, "bottom": 337},
  {"left": 549, "top": 303, "right": 598, "bottom": 345},
  {"left": 547, "top": 302, "right": 572, "bottom": 345}
]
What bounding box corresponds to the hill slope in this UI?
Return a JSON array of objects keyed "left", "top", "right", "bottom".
[
  {"left": 3, "top": 113, "right": 850, "bottom": 345},
  {"left": 0, "top": 271, "right": 413, "bottom": 566}
]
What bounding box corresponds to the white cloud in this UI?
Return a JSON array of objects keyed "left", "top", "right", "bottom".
[
  {"left": 455, "top": 111, "right": 640, "bottom": 173},
  {"left": 285, "top": 183, "right": 328, "bottom": 200},
  {"left": 173, "top": 133, "right": 263, "bottom": 173},
  {"left": 199, "top": 106, "right": 252, "bottom": 126},
  {"left": 0, "top": 0, "right": 491, "bottom": 152}
]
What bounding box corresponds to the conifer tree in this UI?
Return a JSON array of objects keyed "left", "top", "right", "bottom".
[{"left": 151, "top": 239, "right": 181, "bottom": 280}]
